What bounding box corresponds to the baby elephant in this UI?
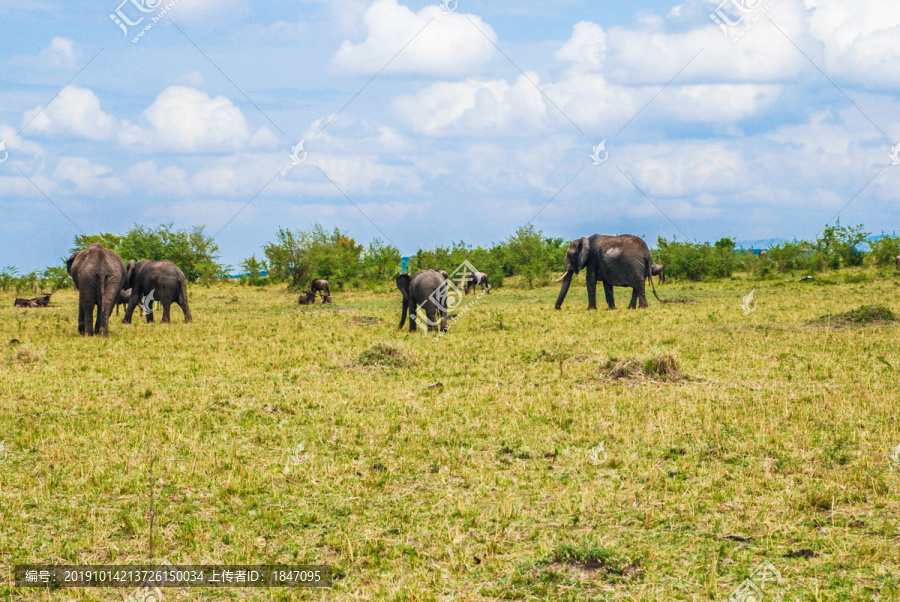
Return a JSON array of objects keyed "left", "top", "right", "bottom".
[
  {"left": 648, "top": 263, "right": 665, "bottom": 284},
  {"left": 298, "top": 291, "right": 316, "bottom": 305},
  {"left": 115, "top": 288, "right": 131, "bottom": 315},
  {"left": 321, "top": 295, "right": 332, "bottom": 304}
]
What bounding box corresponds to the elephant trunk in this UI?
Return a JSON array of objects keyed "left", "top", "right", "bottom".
[{"left": 555, "top": 270, "right": 574, "bottom": 309}]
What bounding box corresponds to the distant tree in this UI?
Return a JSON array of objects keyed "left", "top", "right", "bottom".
[
  {"left": 73, "top": 224, "right": 224, "bottom": 284},
  {"left": 506, "top": 224, "right": 556, "bottom": 288}
]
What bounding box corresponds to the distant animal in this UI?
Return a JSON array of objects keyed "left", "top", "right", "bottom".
[
  {"left": 895, "top": 255, "right": 900, "bottom": 270},
  {"left": 555, "top": 234, "right": 660, "bottom": 310},
  {"left": 465, "top": 271, "right": 489, "bottom": 294},
  {"left": 115, "top": 288, "right": 131, "bottom": 315},
  {"left": 122, "top": 260, "right": 192, "bottom": 324},
  {"left": 297, "top": 291, "right": 315, "bottom": 305},
  {"left": 648, "top": 264, "right": 665, "bottom": 285},
  {"left": 310, "top": 279, "right": 330, "bottom": 297},
  {"left": 396, "top": 269, "right": 449, "bottom": 332},
  {"left": 321, "top": 295, "right": 332, "bottom": 304},
  {"left": 14, "top": 293, "right": 51, "bottom": 308},
  {"left": 759, "top": 250, "right": 768, "bottom": 259},
  {"left": 66, "top": 243, "right": 127, "bottom": 337}
]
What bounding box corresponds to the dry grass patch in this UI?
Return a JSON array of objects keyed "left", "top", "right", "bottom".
[{"left": 599, "top": 354, "right": 689, "bottom": 381}]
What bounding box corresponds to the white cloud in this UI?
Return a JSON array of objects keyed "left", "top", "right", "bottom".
[
  {"left": 52, "top": 157, "right": 129, "bottom": 195},
  {"left": 38, "top": 37, "right": 80, "bottom": 68},
  {"left": 332, "top": 0, "right": 497, "bottom": 76},
  {"left": 554, "top": 21, "right": 606, "bottom": 72},
  {"left": 22, "top": 86, "right": 117, "bottom": 140},
  {"left": 118, "top": 86, "right": 278, "bottom": 153}
]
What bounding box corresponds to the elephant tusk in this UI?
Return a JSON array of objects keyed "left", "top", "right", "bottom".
[{"left": 555, "top": 271, "right": 571, "bottom": 282}]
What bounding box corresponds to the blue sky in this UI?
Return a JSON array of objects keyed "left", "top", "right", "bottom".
[{"left": 1, "top": 0, "right": 899, "bottom": 271}]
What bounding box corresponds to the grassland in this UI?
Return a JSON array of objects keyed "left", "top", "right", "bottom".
[{"left": 1, "top": 270, "right": 899, "bottom": 600}]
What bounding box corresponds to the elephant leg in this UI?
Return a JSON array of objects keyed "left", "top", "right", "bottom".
[
  {"left": 426, "top": 307, "right": 438, "bottom": 332},
  {"left": 83, "top": 300, "right": 95, "bottom": 337},
  {"left": 78, "top": 302, "right": 86, "bottom": 335},
  {"left": 603, "top": 282, "right": 616, "bottom": 310},
  {"left": 628, "top": 289, "right": 639, "bottom": 309},
  {"left": 145, "top": 306, "right": 154, "bottom": 323},
  {"left": 178, "top": 299, "right": 192, "bottom": 322},
  {"left": 94, "top": 303, "right": 103, "bottom": 333},
  {"left": 440, "top": 309, "right": 448, "bottom": 332},
  {"left": 123, "top": 297, "right": 140, "bottom": 324},
  {"left": 637, "top": 284, "right": 648, "bottom": 308},
  {"left": 408, "top": 307, "right": 417, "bottom": 332},
  {"left": 161, "top": 302, "right": 171, "bottom": 324},
  {"left": 586, "top": 270, "right": 598, "bottom": 310}
]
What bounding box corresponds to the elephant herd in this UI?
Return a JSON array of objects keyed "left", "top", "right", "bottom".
[
  {"left": 43, "top": 234, "right": 666, "bottom": 338},
  {"left": 64, "top": 243, "right": 191, "bottom": 337},
  {"left": 397, "top": 234, "right": 663, "bottom": 332}
]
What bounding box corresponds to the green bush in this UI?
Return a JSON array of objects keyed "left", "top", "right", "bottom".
[
  {"left": 653, "top": 237, "right": 740, "bottom": 281},
  {"left": 869, "top": 235, "right": 900, "bottom": 267}
]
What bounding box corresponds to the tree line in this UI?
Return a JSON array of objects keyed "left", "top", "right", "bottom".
[{"left": 2, "top": 221, "right": 898, "bottom": 294}]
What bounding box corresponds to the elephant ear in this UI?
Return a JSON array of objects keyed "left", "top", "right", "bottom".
[
  {"left": 576, "top": 237, "right": 590, "bottom": 273},
  {"left": 125, "top": 260, "right": 137, "bottom": 288},
  {"left": 65, "top": 252, "right": 78, "bottom": 276},
  {"left": 396, "top": 274, "right": 411, "bottom": 300}
]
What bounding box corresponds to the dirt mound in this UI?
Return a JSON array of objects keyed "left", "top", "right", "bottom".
[
  {"left": 600, "top": 354, "right": 687, "bottom": 381},
  {"left": 809, "top": 304, "right": 896, "bottom": 327},
  {"left": 355, "top": 342, "right": 414, "bottom": 368}
]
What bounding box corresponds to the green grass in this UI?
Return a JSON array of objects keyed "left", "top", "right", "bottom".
[{"left": 1, "top": 270, "right": 900, "bottom": 600}]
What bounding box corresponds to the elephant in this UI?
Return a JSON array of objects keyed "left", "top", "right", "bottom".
[
  {"left": 648, "top": 263, "right": 665, "bottom": 285},
  {"left": 555, "top": 234, "right": 661, "bottom": 310},
  {"left": 66, "top": 243, "right": 127, "bottom": 337},
  {"left": 321, "top": 295, "right": 332, "bottom": 304},
  {"left": 396, "top": 269, "right": 449, "bottom": 332},
  {"left": 895, "top": 255, "right": 900, "bottom": 270},
  {"left": 115, "top": 288, "right": 131, "bottom": 315},
  {"left": 310, "top": 279, "right": 330, "bottom": 297},
  {"left": 122, "top": 260, "right": 192, "bottom": 324},
  {"left": 759, "top": 250, "right": 768, "bottom": 259},
  {"left": 298, "top": 291, "right": 315, "bottom": 305},
  {"left": 465, "top": 271, "right": 489, "bottom": 294}
]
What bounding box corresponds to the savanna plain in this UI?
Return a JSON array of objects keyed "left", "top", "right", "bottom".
[{"left": 2, "top": 271, "right": 899, "bottom": 601}]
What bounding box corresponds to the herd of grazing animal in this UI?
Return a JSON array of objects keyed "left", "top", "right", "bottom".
[{"left": 13, "top": 235, "right": 681, "bottom": 337}]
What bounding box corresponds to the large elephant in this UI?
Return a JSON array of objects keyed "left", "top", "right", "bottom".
[
  {"left": 122, "top": 260, "right": 192, "bottom": 324},
  {"left": 396, "top": 270, "right": 449, "bottom": 332},
  {"left": 66, "top": 243, "right": 127, "bottom": 337},
  {"left": 555, "top": 234, "right": 660, "bottom": 310}
]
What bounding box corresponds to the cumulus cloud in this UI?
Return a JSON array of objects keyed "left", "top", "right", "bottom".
[
  {"left": 332, "top": 0, "right": 497, "bottom": 76},
  {"left": 22, "top": 86, "right": 117, "bottom": 140},
  {"left": 117, "top": 86, "right": 278, "bottom": 152}
]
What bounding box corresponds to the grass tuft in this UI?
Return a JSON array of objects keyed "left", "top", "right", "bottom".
[
  {"left": 600, "top": 354, "right": 686, "bottom": 381},
  {"left": 809, "top": 304, "right": 896, "bottom": 327},
  {"left": 355, "top": 342, "right": 415, "bottom": 367}
]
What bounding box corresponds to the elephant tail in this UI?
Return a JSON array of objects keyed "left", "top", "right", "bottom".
[{"left": 178, "top": 279, "right": 189, "bottom": 305}]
